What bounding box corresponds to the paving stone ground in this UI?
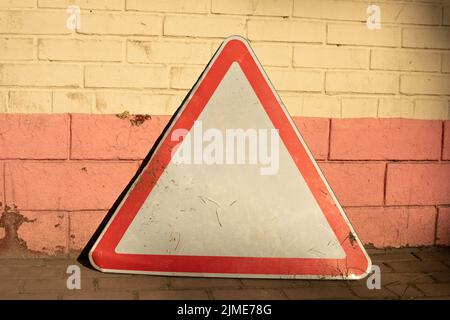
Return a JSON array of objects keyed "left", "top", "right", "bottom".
[{"left": 0, "top": 247, "right": 449, "bottom": 300}]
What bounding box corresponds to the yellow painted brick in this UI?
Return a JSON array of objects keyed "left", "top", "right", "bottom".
[
  {"left": 326, "top": 71, "right": 398, "bottom": 94},
  {"left": 279, "top": 94, "right": 303, "bottom": 116},
  {"left": 8, "top": 91, "right": 52, "bottom": 113},
  {"left": 444, "top": 6, "right": 450, "bottom": 26},
  {"left": 85, "top": 65, "right": 168, "bottom": 89},
  {"left": 403, "top": 28, "right": 450, "bottom": 49},
  {"left": 252, "top": 44, "right": 292, "bottom": 67},
  {"left": 379, "top": 2, "right": 442, "bottom": 25},
  {"left": 294, "top": 0, "right": 441, "bottom": 25},
  {"left": 212, "top": 0, "right": 291, "bottom": 16},
  {"left": 414, "top": 99, "right": 449, "bottom": 120},
  {"left": 443, "top": 54, "right": 450, "bottom": 73},
  {"left": 400, "top": 74, "right": 450, "bottom": 95},
  {"left": 378, "top": 98, "right": 414, "bottom": 118},
  {"left": 0, "top": 11, "right": 69, "bottom": 34},
  {"left": 341, "top": 97, "right": 378, "bottom": 118},
  {"left": 371, "top": 49, "right": 440, "bottom": 72},
  {"left": 293, "top": 0, "right": 366, "bottom": 21},
  {"left": 164, "top": 16, "right": 245, "bottom": 38},
  {"left": 302, "top": 95, "right": 341, "bottom": 118},
  {"left": 267, "top": 69, "right": 322, "bottom": 92},
  {"left": 79, "top": 13, "right": 162, "bottom": 35},
  {"left": 39, "top": 39, "right": 122, "bottom": 62},
  {"left": 166, "top": 94, "right": 186, "bottom": 114},
  {"left": 0, "top": 64, "right": 80, "bottom": 87},
  {"left": 53, "top": 91, "right": 93, "bottom": 113},
  {"left": 127, "top": 0, "right": 208, "bottom": 13},
  {"left": 0, "top": 0, "right": 35, "bottom": 8},
  {"left": 293, "top": 45, "right": 369, "bottom": 69},
  {"left": 95, "top": 91, "right": 179, "bottom": 114},
  {"left": 38, "top": 0, "right": 123, "bottom": 10},
  {"left": 0, "top": 38, "right": 34, "bottom": 60},
  {"left": 170, "top": 66, "right": 203, "bottom": 89},
  {"left": 127, "top": 41, "right": 211, "bottom": 64},
  {"left": 328, "top": 23, "right": 399, "bottom": 47},
  {"left": 248, "top": 19, "right": 324, "bottom": 43}
]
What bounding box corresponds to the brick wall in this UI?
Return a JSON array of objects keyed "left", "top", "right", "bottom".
[{"left": 0, "top": 0, "right": 449, "bottom": 257}]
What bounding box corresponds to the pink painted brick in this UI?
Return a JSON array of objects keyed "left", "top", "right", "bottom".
[
  {"left": 0, "top": 114, "right": 69, "bottom": 159},
  {"left": 69, "top": 211, "right": 107, "bottom": 251},
  {"left": 437, "top": 207, "right": 450, "bottom": 246},
  {"left": 17, "top": 211, "right": 68, "bottom": 255},
  {"left": 0, "top": 161, "right": 4, "bottom": 206},
  {"left": 319, "top": 162, "right": 385, "bottom": 206},
  {"left": 293, "top": 117, "right": 329, "bottom": 160},
  {"left": 443, "top": 121, "right": 450, "bottom": 160},
  {"left": 330, "top": 119, "right": 442, "bottom": 160},
  {"left": 71, "top": 114, "right": 170, "bottom": 160},
  {"left": 386, "top": 163, "right": 450, "bottom": 205},
  {"left": 4, "top": 161, "right": 138, "bottom": 210},
  {"left": 346, "top": 206, "right": 437, "bottom": 248}
]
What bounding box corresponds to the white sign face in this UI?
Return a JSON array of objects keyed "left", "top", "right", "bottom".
[
  {"left": 116, "top": 62, "right": 345, "bottom": 259},
  {"left": 89, "top": 36, "right": 371, "bottom": 279}
]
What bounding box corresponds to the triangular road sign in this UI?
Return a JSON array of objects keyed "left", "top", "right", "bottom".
[{"left": 89, "top": 36, "right": 371, "bottom": 279}]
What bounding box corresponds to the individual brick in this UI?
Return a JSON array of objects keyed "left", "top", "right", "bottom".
[
  {"left": 319, "top": 162, "right": 385, "bottom": 206},
  {"left": 79, "top": 13, "right": 162, "bottom": 35},
  {"left": 170, "top": 66, "right": 204, "bottom": 89},
  {"left": 346, "top": 206, "right": 437, "bottom": 247},
  {"left": 400, "top": 74, "right": 450, "bottom": 95},
  {"left": 371, "top": 49, "right": 441, "bottom": 72},
  {"left": 0, "top": 11, "right": 69, "bottom": 34},
  {"left": 385, "top": 163, "right": 450, "bottom": 205},
  {"left": 4, "top": 161, "right": 138, "bottom": 210},
  {"left": 329, "top": 119, "right": 442, "bottom": 160},
  {"left": 0, "top": 64, "right": 80, "bottom": 87},
  {"left": 341, "top": 97, "right": 377, "bottom": 118},
  {"left": 414, "top": 100, "right": 449, "bottom": 120},
  {"left": 127, "top": 0, "right": 209, "bottom": 13},
  {"left": 301, "top": 96, "right": 341, "bottom": 118},
  {"left": 53, "top": 91, "right": 93, "bottom": 113},
  {"left": 127, "top": 41, "right": 211, "bottom": 64},
  {"left": 70, "top": 114, "right": 170, "bottom": 159},
  {"left": 85, "top": 65, "right": 167, "bottom": 89},
  {"left": 38, "top": 0, "right": 123, "bottom": 10},
  {"left": 212, "top": 0, "right": 291, "bottom": 16},
  {"left": 7, "top": 91, "right": 52, "bottom": 113},
  {"left": 252, "top": 44, "right": 292, "bottom": 67},
  {"left": 292, "top": 117, "right": 329, "bottom": 160},
  {"left": 95, "top": 91, "right": 183, "bottom": 115},
  {"left": 69, "top": 211, "right": 107, "bottom": 251},
  {"left": 0, "top": 38, "right": 34, "bottom": 60},
  {"left": 164, "top": 16, "right": 245, "bottom": 38},
  {"left": 377, "top": 98, "right": 414, "bottom": 118},
  {"left": 328, "top": 23, "right": 399, "bottom": 47},
  {"left": 267, "top": 69, "right": 322, "bottom": 92},
  {"left": 17, "top": 211, "right": 68, "bottom": 255},
  {"left": 38, "top": 39, "right": 122, "bottom": 62},
  {"left": 0, "top": 114, "right": 69, "bottom": 159},
  {"left": 248, "top": 19, "right": 324, "bottom": 43},
  {"left": 294, "top": 45, "right": 369, "bottom": 69},
  {"left": 403, "top": 27, "right": 450, "bottom": 49},
  {"left": 326, "top": 71, "right": 398, "bottom": 94}
]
